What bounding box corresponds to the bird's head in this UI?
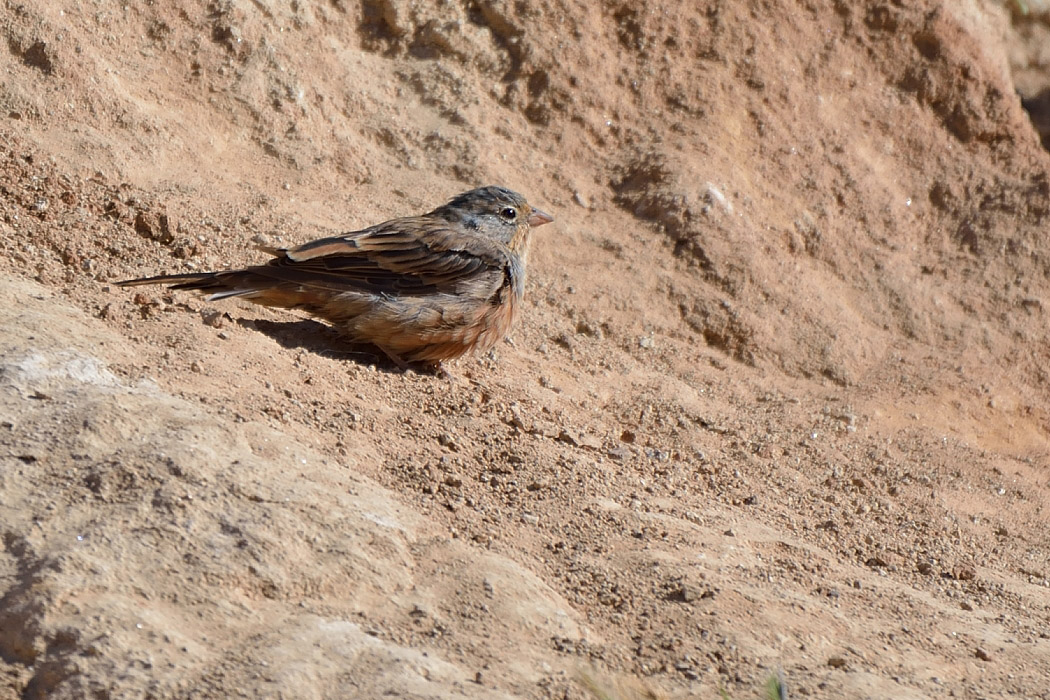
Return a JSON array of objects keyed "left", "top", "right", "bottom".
[{"left": 434, "top": 186, "right": 553, "bottom": 252}]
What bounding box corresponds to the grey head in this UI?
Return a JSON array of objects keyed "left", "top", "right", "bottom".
[{"left": 431, "top": 186, "right": 552, "bottom": 246}]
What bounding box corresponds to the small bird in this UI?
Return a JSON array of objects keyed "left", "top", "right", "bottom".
[{"left": 117, "top": 186, "right": 553, "bottom": 368}]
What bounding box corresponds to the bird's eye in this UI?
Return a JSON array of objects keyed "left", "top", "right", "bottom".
[{"left": 500, "top": 207, "right": 517, "bottom": 221}]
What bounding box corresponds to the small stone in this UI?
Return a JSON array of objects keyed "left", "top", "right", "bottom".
[
  {"left": 668, "top": 583, "right": 713, "bottom": 603},
  {"left": 678, "top": 585, "right": 701, "bottom": 603},
  {"left": 557, "top": 429, "right": 581, "bottom": 446},
  {"left": 575, "top": 320, "right": 603, "bottom": 338},
  {"left": 704, "top": 182, "right": 732, "bottom": 213},
  {"left": 557, "top": 429, "right": 600, "bottom": 449},
  {"left": 201, "top": 309, "right": 224, "bottom": 328},
  {"left": 506, "top": 404, "right": 530, "bottom": 431},
  {"left": 133, "top": 210, "right": 175, "bottom": 244}
]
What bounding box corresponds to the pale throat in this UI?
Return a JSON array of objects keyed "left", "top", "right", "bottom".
[{"left": 510, "top": 227, "right": 531, "bottom": 262}]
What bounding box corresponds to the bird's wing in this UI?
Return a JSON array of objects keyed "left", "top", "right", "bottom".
[{"left": 251, "top": 217, "right": 511, "bottom": 296}]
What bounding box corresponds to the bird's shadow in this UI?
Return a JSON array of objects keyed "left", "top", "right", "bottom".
[{"left": 239, "top": 317, "right": 419, "bottom": 375}]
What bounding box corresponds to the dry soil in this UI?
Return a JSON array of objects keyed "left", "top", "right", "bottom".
[{"left": 2, "top": 1, "right": 1050, "bottom": 698}]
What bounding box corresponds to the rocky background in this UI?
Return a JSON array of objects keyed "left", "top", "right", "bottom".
[{"left": 2, "top": 1, "right": 1050, "bottom": 698}]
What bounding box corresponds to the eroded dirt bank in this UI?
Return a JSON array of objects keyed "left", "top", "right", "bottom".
[{"left": 2, "top": 1, "right": 1050, "bottom": 698}]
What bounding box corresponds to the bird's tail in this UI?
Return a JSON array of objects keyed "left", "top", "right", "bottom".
[{"left": 115, "top": 271, "right": 261, "bottom": 301}]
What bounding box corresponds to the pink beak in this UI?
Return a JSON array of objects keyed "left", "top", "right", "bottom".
[{"left": 528, "top": 208, "right": 554, "bottom": 227}]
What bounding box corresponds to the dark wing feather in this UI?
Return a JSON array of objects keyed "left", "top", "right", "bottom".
[{"left": 249, "top": 217, "right": 509, "bottom": 296}]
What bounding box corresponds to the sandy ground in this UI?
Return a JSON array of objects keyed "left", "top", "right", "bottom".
[{"left": 2, "top": 1, "right": 1050, "bottom": 698}]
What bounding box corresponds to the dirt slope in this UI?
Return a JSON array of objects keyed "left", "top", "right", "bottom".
[{"left": 2, "top": 1, "right": 1050, "bottom": 698}]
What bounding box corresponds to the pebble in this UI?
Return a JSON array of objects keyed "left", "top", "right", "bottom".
[
  {"left": 704, "top": 182, "right": 732, "bottom": 213},
  {"left": 576, "top": 320, "right": 603, "bottom": 338},
  {"left": 201, "top": 309, "right": 224, "bottom": 328},
  {"left": 671, "top": 583, "right": 712, "bottom": 604}
]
